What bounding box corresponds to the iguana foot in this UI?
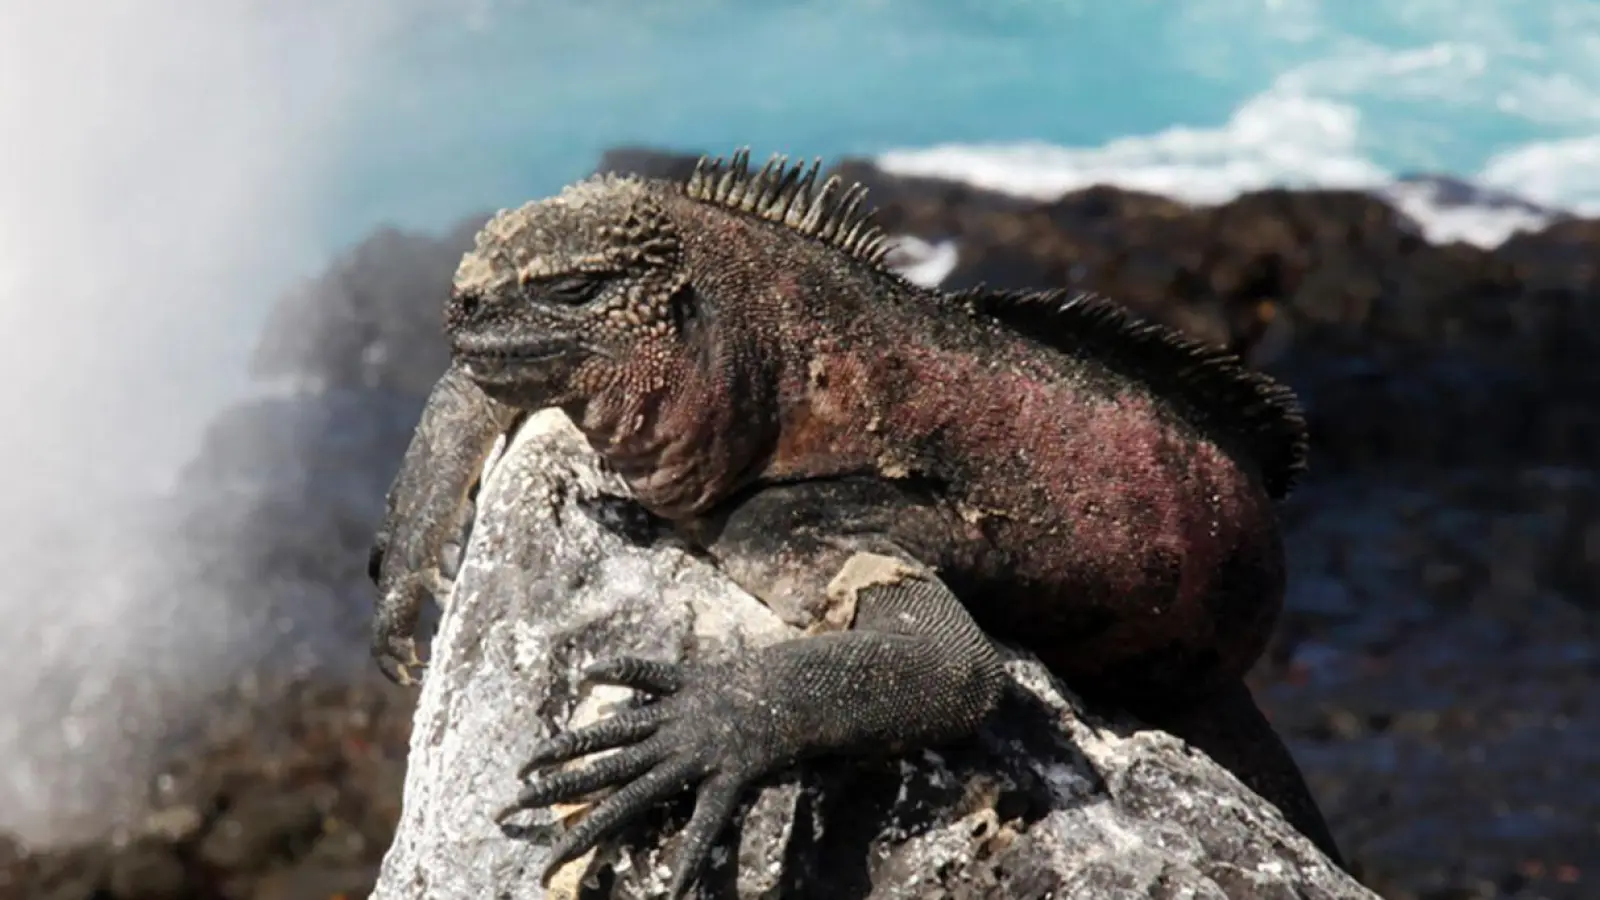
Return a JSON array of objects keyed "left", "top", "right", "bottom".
[
  {"left": 495, "top": 655, "right": 770, "bottom": 900},
  {"left": 370, "top": 571, "right": 449, "bottom": 686},
  {"left": 496, "top": 555, "right": 1006, "bottom": 898},
  {"left": 371, "top": 625, "right": 427, "bottom": 687}
]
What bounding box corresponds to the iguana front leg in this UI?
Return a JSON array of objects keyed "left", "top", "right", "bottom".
[
  {"left": 370, "top": 362, "right": 520, "bottom": 684},
  {"left": 495, "top": 479, "right": 1007, "bottom": 899}
]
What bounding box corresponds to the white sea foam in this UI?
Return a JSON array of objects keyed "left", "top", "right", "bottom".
[
  {"left": 1378, "top": 181, "right": 1558, "bottom": 247},
  {"left": 886, "top": 235, "right": 961, "bottom": 288},
  {"left": 1479, "top": 135, "right": 1600, "bottom": 214},
  {"left": 877, "top": 9, "right": 1600, "bottom": 251},
  {"left": 877, "top": 92, "right": 1389, "bottom": 207},
  {"left": 876, "top": 86, "right": 1574, "bottom": 249}
]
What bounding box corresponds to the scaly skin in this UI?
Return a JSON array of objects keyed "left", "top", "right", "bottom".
[
  {"left": 369, "top": 363, "right": 518, "bottom": 685},
  {"left": 368, "top": 149, "right": 1337, "bottom": 896}
]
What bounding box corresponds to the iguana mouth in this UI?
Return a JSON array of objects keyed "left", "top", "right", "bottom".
[
  {"left": 452, "top": 335, "right": 586, "bottom": 386},
  {"left": 452, "top": 334, "right": 580, "bottom": 365}
]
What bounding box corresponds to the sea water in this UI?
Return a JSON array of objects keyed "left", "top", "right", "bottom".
[{"left": 325, "top": 0, "right": 1600, "bottom": 251}]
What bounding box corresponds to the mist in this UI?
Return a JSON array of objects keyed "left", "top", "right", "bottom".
[{"left": 0, "top": 0, "right": 417, "bottom": 845}]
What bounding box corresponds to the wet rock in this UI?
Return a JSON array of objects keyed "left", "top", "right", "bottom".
[
  {"left": 106, "top": 839, "right": 187, "bottom": 900},
  {"left": 195, "top": 790, "right": 326, "bottom": 871},
  {"left": 370, "top": 410, "right": 1372, "bottom": 900}
]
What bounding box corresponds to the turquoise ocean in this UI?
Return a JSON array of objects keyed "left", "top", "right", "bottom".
[{"left": 328, "top": 0, "right": 1600, "bottom": 250}]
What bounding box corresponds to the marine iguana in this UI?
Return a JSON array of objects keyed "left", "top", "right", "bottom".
[{"left": 368, "top": 149, "right": 1340, "bottom": 896}]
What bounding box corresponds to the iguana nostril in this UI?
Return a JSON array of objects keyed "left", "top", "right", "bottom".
[{"left": 446, "top": 292, "right": 483, "bottom": 331}]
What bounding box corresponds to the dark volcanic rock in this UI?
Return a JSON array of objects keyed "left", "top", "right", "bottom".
[
  {"left": 1257, "top": 465, "right": 1600, "bottom": 900},
  {"left": 0, "top": 678, "right": 414, "bottom": 900},
  {"left": 251, "top": 216, "right": 486, "bottom": 397}
]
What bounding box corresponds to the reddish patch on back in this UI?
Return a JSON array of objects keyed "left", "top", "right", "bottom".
[{"left": 766, "top": 342, "right": 1284, "bottom": 698}]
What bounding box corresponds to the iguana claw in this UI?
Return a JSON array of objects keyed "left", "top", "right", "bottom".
[
  {"left": 371, "top": 572, "right": 449, "bottom": 687},
  {"left": 496, "top": 656, "right": 756, "bottom": 900},
  {"left": 372, "top": 624, "right": 428, "bottom": 686}
]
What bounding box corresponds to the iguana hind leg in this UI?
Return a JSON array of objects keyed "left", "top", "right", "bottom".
[{"left": 370, "top": 362, "right": 519, "bottom": 684}]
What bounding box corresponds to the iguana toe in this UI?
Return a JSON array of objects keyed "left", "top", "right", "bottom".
[
  {"left": 371, "top": 616, "right": 427, "bottom": 687},
  {"left": 499, "top": 656, "right": 767, "bottom": 899}
]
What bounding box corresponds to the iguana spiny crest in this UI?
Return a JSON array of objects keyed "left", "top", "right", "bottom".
[
  {"left": 446, "top": 147, "right": 1306, "bottom": 500},
  {"left": 445, "top": 149, "right": 898, "bottom": 408}
]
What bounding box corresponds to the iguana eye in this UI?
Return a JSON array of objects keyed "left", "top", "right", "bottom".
[{"left": 541, "top": 274, "right": 603, "bottom": 305}]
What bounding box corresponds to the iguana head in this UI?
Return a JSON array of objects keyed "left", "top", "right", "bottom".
[
  {"left": 444, "top": 150, "right": 895, "bottom": 413},
  {"left": 444, "top": 173, "right": 689, "bottom": 408},
  {"left": 442, "top": 150, "right": 910, "bottom": 515}
]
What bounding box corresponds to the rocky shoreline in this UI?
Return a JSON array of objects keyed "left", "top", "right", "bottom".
[
  {"left": 0, "top": 677, "right": 415, "bottom": 900},
  {"left": 3, "top": 148, "right": 1595, "bottom": 899}
]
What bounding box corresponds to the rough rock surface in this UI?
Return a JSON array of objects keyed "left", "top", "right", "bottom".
[{"left": 371, "top": 409, "right": 1374, "bottom": 900}]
